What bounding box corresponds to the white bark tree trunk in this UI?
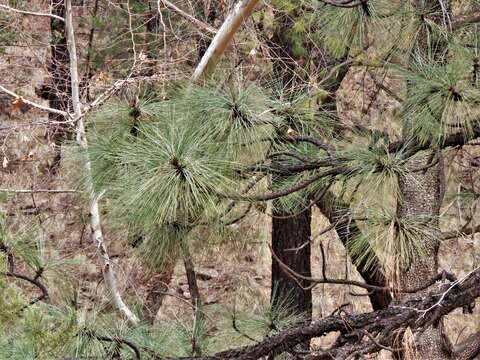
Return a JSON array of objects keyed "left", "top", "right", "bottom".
[
  {"left": 190, "top": 0, "right": 260, "bottom": 84},
  {"left": 64, "top": 0, "right": 139, "bottom": 326}
]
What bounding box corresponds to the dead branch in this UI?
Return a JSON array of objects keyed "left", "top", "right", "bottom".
[
  {"left": 0, "top": 4, "right": 64, "bottom": 21},
  {"left": 65, "top": 0, "right": 139, "bottom": 326},
  {"left": 158, "top": 0, "right": 217, "bottom": 34},
  {"left": 270, "top": 244, "right": 389, "bottom": 292},
  {"left": 0, "top": 188, "right": 77, "bottom": 194},
  {"left": 442, "top": 224, "right": 480, "bottom": 240},
  {"left": 147, "top": 266, "right": 480, "bottom": 359}
]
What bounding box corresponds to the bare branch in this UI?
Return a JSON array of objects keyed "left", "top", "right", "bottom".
[
  {"left": 0, "top": 188, "right": 77, "bottom": 194},
  {"left": 0, "top": 85, "right": 70, "bottom": 117},
  {"left": 159, "top": 0, "right": 217, "bottom": 34},
  {"left": 270, "top": 244, "right": 388, "bottom": 292},
  {"left": 452, "top": 12, "right": 480, "bottom": 31},
  {"left": 442, "top": 224, "right": 480, "bottom": 240},
  {"left": 0, "top": 4, "right": 64, "bottom": 21}
]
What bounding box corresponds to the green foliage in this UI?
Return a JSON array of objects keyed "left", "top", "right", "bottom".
[
  {"left": 339, "top": 142, "right": 409, "bottom": 203},
  {"left": 316, "top": 0, "right": 400, "bottom": 58},
  {"left": 396, "top": 55, "right": 480, "bottom": 144},
  {"left": 87, "top": 82, "right": 284, "bottom": 266},
  {"left": 347, "top": 209, "right": 431, "bottom": 280}
]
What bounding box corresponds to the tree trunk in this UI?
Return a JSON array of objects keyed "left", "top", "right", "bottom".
[
  {"left": 269, "top": 8, "right": 313, "bottom": 327},
  {"left": 140, "top": 260, "right": 175, "bottom": 323},
  {"left": 395, "top": 153, "right": 453, "bottom": 359},
  {"left": 45, "top": 0, "right": 72, "bottom": 170},
  {"left": 394, "top": 0, "right": 454, "bottom": 357},
  {"left": 271, "top": 207, "right": 312, "bottom": 321}
]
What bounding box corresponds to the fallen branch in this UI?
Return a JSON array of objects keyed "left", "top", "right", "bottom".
[{"left": 150, "top": 266, "right": 480, "bottom": 359}]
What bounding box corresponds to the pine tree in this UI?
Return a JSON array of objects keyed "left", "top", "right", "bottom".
[{"left": 1, "top": 0, "right": 480, "bottom": 359}]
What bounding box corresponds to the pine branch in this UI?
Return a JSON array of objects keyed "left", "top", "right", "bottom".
[
  {"left": 88, "top": 333, "right": 141, "bottom": 360},
  {"left": 388, "top": 123, "right": 480, "bottom": 153},
  {"left": 230, "top": 167, "right": 350, "bottom": 201},
  {"left": 4, "top": 270, "right": 49, "bottom": 305}
]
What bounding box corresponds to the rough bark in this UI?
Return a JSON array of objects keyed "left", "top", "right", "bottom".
[
  {"left": 271, "top": 207, "right": 312, "bottom": 320},
  {"left": 43, "top": 0, "right": 72, "bottom": 169},
  {"left": 395, "top": 153, "right": 453, "bottom": 359},
  {"left": 269, "top": 7, "right": 313, "bottom": 328},
  {"left": 394, "top": 0, "right": 455, "bottom": 357}
]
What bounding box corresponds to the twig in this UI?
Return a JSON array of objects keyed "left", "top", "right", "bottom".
[
  {"left": 4, "top": 271, "right": 49, "bottom": 305},
  {"left": 269, "top": 244, "right": 388, "bottom": 292},
  {"left": 159, "top": 0, "right": 217, "bottom": 34},
  {"left": 85, "top": 331, "right": 141, "bottom": 360},
  {"left": 0, "top": 85, "right": 70, "bottom": 117},
  {"left": 232, "top": 298, "right": 259, "bottom": 343},
  {"left": 0, "top": 4, "right": 64, "bottom": 21},
  {"left": 0, "top": 188, "right": 77, "bottom": 194},
  {"left": 419, "top": 266, "right": 480, "bottom": 317}
]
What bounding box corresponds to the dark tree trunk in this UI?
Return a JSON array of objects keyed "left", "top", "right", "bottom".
[
  {"left": 42, "top": 0, "right": 72, "bottom": 170},
  {"left": 271, "top": 208, "right": 312, "bottom": 320},
  {"left": 268, "top": 8, "right": 313, "bottom": 327}
]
